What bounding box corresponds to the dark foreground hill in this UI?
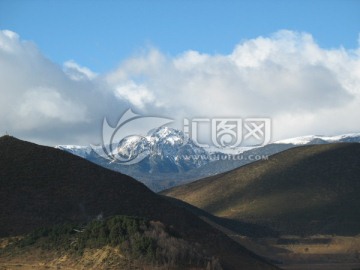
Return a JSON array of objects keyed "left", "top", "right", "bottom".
[
  {"left": 162, "top": 143, "right": 360, "bottom": 236},
  {"left": 0, "top": 135, "right": 277, "bottom": 269}
]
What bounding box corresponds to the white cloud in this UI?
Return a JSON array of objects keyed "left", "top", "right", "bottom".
[
  {"left": 0, "top": 30, "right": 20, "bottom": 53},
  {"left": 0, "top": 30, "right": 127, "bottom": 145},
  {"left": 16, "top": 87, "right": 88, "bottom": 129},
  {"left": 63, "top": 60, "right": 97, "bottom": 81},
  {"left": 107, "top": 30, "right": 360, "bottom": 140},
  {"left": 0, "top": 29, "right": 359, "bottom": 145},
  {"left": 114, "top": 81, "right": 155, "bottom": 109}
]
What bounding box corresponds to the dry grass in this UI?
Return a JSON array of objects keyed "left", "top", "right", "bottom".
[
  {"left": 0, "top": 245, "right": 138, "bottom": 270},
  {"left": 232, "top": 235, "right": 360, "bottom": 270}
]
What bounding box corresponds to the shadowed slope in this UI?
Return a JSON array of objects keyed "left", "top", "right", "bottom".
[
  {"left": 163, "top": 143, "right": 360, "bottom": 236},
  {"left": 0, "top": 135, "right": 277, "bottom": 269}
]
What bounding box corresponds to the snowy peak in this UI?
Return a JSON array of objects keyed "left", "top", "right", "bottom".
[
  {"left": 56, "top": 130, "right": 360, "bottom": 191},
  {"left": 56, "top": 126, "right": 209, "bottom": 173},
  {"left": 273, "top": 133, "right": 360, "bottom": 145},
  {"left": 150, "top": 126, "right": 185, "bottom": 141},
  {"left": 149, "top": 126, "right": 187, "bottom": 148},
  {"left": 55, "top": 145, "right": 91, "bottom": 158},
  {"left": 114, "top": 126, "right": 204, "bottom": 158},
  {"left": 147, "top": 127, "right": 204, "bottom": 155}
]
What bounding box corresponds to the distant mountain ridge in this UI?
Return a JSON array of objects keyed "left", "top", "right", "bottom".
[
  {"left": 57, "top": 131, "right": 360, "bottom": 191},
  {"left": 192, "top": 132, "right": 360, "bottom": 182},
  {"left": 57, "top": 127, "right": 211, "bottom": 191},
  {"left": 274, "top": 132, "right": 360, "bottom": 145},
  {"left": 59, "top": 126, "right": 209, "bottom": 169}
]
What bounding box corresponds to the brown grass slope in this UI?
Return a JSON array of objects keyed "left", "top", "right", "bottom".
[
  {"left": 162, "top": 143, "right": 360, "bottom": 236},
  {"left": 0, "top": 135, "right": 277, "bottom": 270}
]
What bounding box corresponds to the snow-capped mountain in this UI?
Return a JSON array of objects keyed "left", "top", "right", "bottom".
[
  {"left": 57, "top": 127, "right": 211, "bottom": 190},
  {"left": 56, "top": 145, "right": 92, "bottom": 159},
  {"left": 274, "top": 133, "right": 360, "bottom": 145},
  {"left": 58, "top": 127, "right": 207, "bottom": 163},
  {"left": 57, "top": 131, "right": 360, "bottom": 191}
]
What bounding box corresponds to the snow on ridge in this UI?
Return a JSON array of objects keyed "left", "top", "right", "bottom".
[
  {"left": 56, "top": 145, "right": 88, "bottom": 149},
  {"left": 273, "top": 133, "right": 360, "bottom": 145},
  {"left": 56, "top": 129, "right": 360, "bottom": 156}
]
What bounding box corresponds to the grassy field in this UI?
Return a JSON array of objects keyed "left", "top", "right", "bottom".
[{"left": 0, "top": 245, "right": 140, "bottom": 270}]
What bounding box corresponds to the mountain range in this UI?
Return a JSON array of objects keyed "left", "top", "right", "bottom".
[{"left": 57, "top": 128, "right": 360, "bottom": 191}]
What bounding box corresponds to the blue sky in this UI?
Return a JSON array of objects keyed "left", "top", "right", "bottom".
[
  {"left": 0, "top": 0, "right": 359, "bottom": 145},
  {"left": 1, "top": 0, "right": 359, "bottom": 72}
]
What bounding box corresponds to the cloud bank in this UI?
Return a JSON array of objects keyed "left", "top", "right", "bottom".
[
  {"left": 0, "top": 30, "right": 359, "bottom": 145},
  {"left": 0, "top": 30, "right": 127, "bottom": 145}
]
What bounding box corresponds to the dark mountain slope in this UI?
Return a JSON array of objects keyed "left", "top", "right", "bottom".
[
  {"left": 162, "top": 143, "right": 360, "bottom": 236},
  {"left": 0, "top": 135, "right": 277, "bottom": 269}
]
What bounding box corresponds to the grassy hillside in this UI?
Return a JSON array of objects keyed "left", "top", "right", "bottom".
[
  {"left": 1, "top": 215, "right": 217, "bottom": 269},
  {"left": 162, "top": 143, "right": 360, "bottom": 236},
  {"left": 0, "top": 135, "right": 277, "bottom": 269}
]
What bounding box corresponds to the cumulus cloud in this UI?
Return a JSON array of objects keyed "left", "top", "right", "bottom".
[
  {"left": 17, "top": 87, "right": 88, "bottom": 128},
  {"left": 114, "top": 81, "right": 155, "bottom": 109},
  {"left": 0, "top": 30, "right": 127, "bottom": 145},
  {"left": 0, "top": 29, "right": 359, "bottom": 145},
  {"left": 107, "top": 30, "right": 360, "bottom": 140},
  {"left": 63, "top": 60, "right": 97, "bottom": 81}
]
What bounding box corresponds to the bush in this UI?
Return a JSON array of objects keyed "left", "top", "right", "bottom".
[{"left": 15, "top": 215, "right": 215, "bottom": 268}]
